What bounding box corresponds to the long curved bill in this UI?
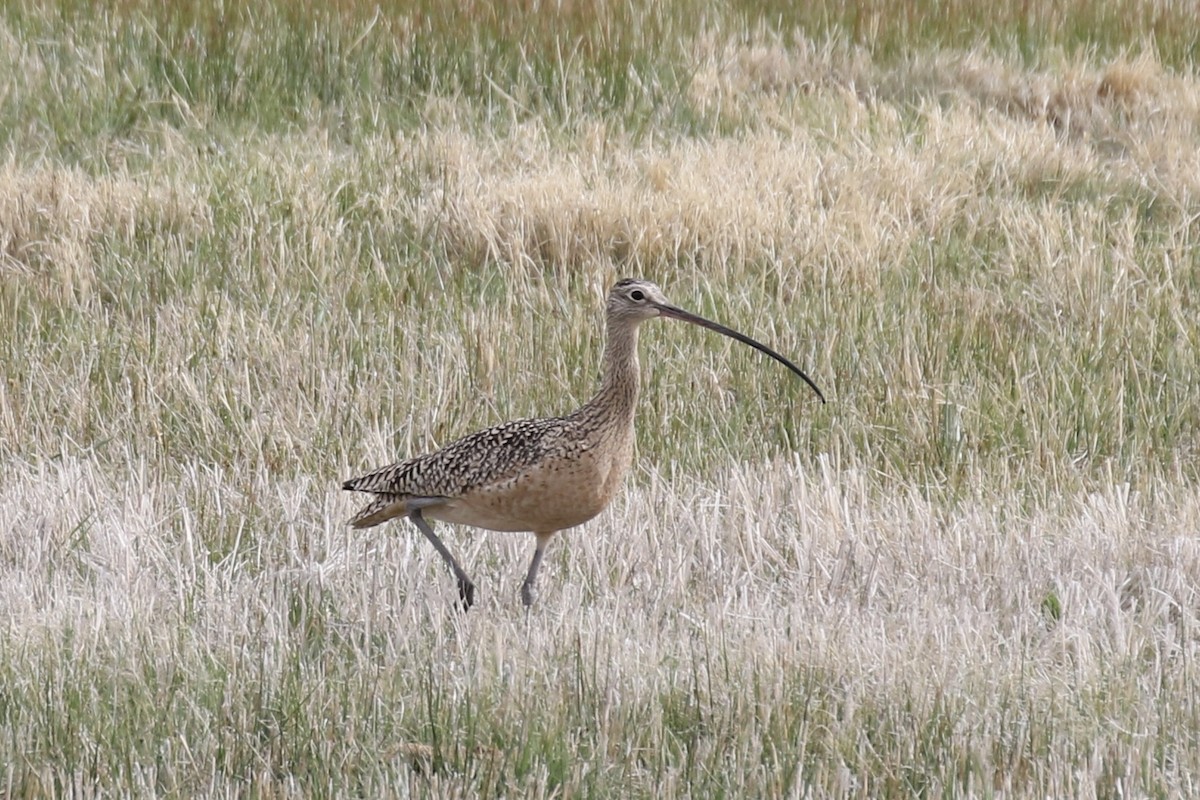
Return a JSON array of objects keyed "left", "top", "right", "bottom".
[{"left": 656, "top": 303, "right": 826, "bottom": 404}]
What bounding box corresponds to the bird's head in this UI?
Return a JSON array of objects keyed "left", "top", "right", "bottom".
[
  {"left": 605, "top": 277, "right": 826, "bottom": 403},
  {"left": 605, "top": 278, "right": 672, "bottom": 322}
]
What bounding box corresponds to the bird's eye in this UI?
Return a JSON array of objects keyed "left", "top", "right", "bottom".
[{"left": 630, "top": 290, "right": 645, "bottom": 301}]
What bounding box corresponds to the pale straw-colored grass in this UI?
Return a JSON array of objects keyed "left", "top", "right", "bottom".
[{"left": 2, "top": 451, "right": 1198, "bottom": 795}]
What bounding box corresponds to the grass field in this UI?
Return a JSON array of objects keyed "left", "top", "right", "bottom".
[{"left": 2, "top": 1, "right": 1200, "bottom": 796}]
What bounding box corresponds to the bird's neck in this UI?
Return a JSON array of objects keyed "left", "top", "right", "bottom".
[{"left": 575, "top": 319, "right": 641, "bottom": 428}]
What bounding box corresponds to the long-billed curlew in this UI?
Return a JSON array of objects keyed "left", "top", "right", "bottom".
[{"left": 342, "top": 279, "right": 824, "bottom": 609}]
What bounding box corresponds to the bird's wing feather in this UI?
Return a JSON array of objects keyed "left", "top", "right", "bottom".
[{"left": 342, "top": 417, "right": 568, "bottom": 499}]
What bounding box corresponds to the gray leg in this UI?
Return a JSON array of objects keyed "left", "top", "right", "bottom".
[
  {"left": 521, "top": 532, "right": 555, "bottom": 608},
  {"left": 409, "top": 509, "right": 475, "bottom": 610}
]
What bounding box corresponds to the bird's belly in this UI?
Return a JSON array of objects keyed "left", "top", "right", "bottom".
[{"left": 427, "top": 441, "right": 633, "bottom": 533}]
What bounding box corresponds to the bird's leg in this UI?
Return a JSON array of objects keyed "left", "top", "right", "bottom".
[
  {"left": 521, "top": 532, "right": 556, "bottom": 608},
  {"left": 409, "top": 509, "right": 476, "bottom": 610}
]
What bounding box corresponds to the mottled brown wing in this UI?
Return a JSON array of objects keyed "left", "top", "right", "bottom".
[{"left": 342, "top": 416, "right": 569, "bottom": 500}]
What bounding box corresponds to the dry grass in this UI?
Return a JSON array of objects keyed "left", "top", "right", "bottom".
[
  {"left": 2, "top": 1, "right": 1200, "bottom": 796},
  {"left": 3, "top": 453, "right": 1199, "bottom": 795}
]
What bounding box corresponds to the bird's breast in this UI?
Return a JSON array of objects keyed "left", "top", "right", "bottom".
[{"left": 427, "top": 422, "right": 636, "bottom": 533}]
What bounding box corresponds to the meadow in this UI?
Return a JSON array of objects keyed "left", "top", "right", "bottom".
[{"left": 1, "top": 1, "right": 1199, "bottom": 796}]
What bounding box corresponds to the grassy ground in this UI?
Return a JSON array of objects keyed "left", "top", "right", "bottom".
[{"left": 2, "top": 1, "right": 1199, "bottom": 796}]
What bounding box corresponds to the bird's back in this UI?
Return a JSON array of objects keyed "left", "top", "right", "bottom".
[
  {"left": 343, "top": 408, "right": 635, "bottom": 533},
  {"left": 343, "top": 415, "right": 573, "bottom": 499}
]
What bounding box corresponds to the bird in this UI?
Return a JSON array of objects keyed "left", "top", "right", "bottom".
[{"left": 342, "top": 278, "right": 825, "bottom": 609}]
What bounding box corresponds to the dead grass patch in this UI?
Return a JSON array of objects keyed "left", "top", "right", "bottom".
[{"left": 0, "top": 161, "right": 210, "bottom": 301}]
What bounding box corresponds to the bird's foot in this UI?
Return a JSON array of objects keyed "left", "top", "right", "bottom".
[{"left": 458, "top": 578, "right": 476, "bottom": 611}]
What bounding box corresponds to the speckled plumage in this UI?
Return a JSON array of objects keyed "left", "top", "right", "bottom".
[
  {"left": 341, "top": 278, "right": 823, "bottom": 608},
  {"left": 344, "top": 416, "right": 575, "bottom": 499},
  {"left": 342, "top": 409, "right": 634, "bottom": 533}
]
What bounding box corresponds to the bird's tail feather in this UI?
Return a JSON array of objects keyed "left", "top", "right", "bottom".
[{"left": 348, "top": 494, "right": 408, "bottom": 529}]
